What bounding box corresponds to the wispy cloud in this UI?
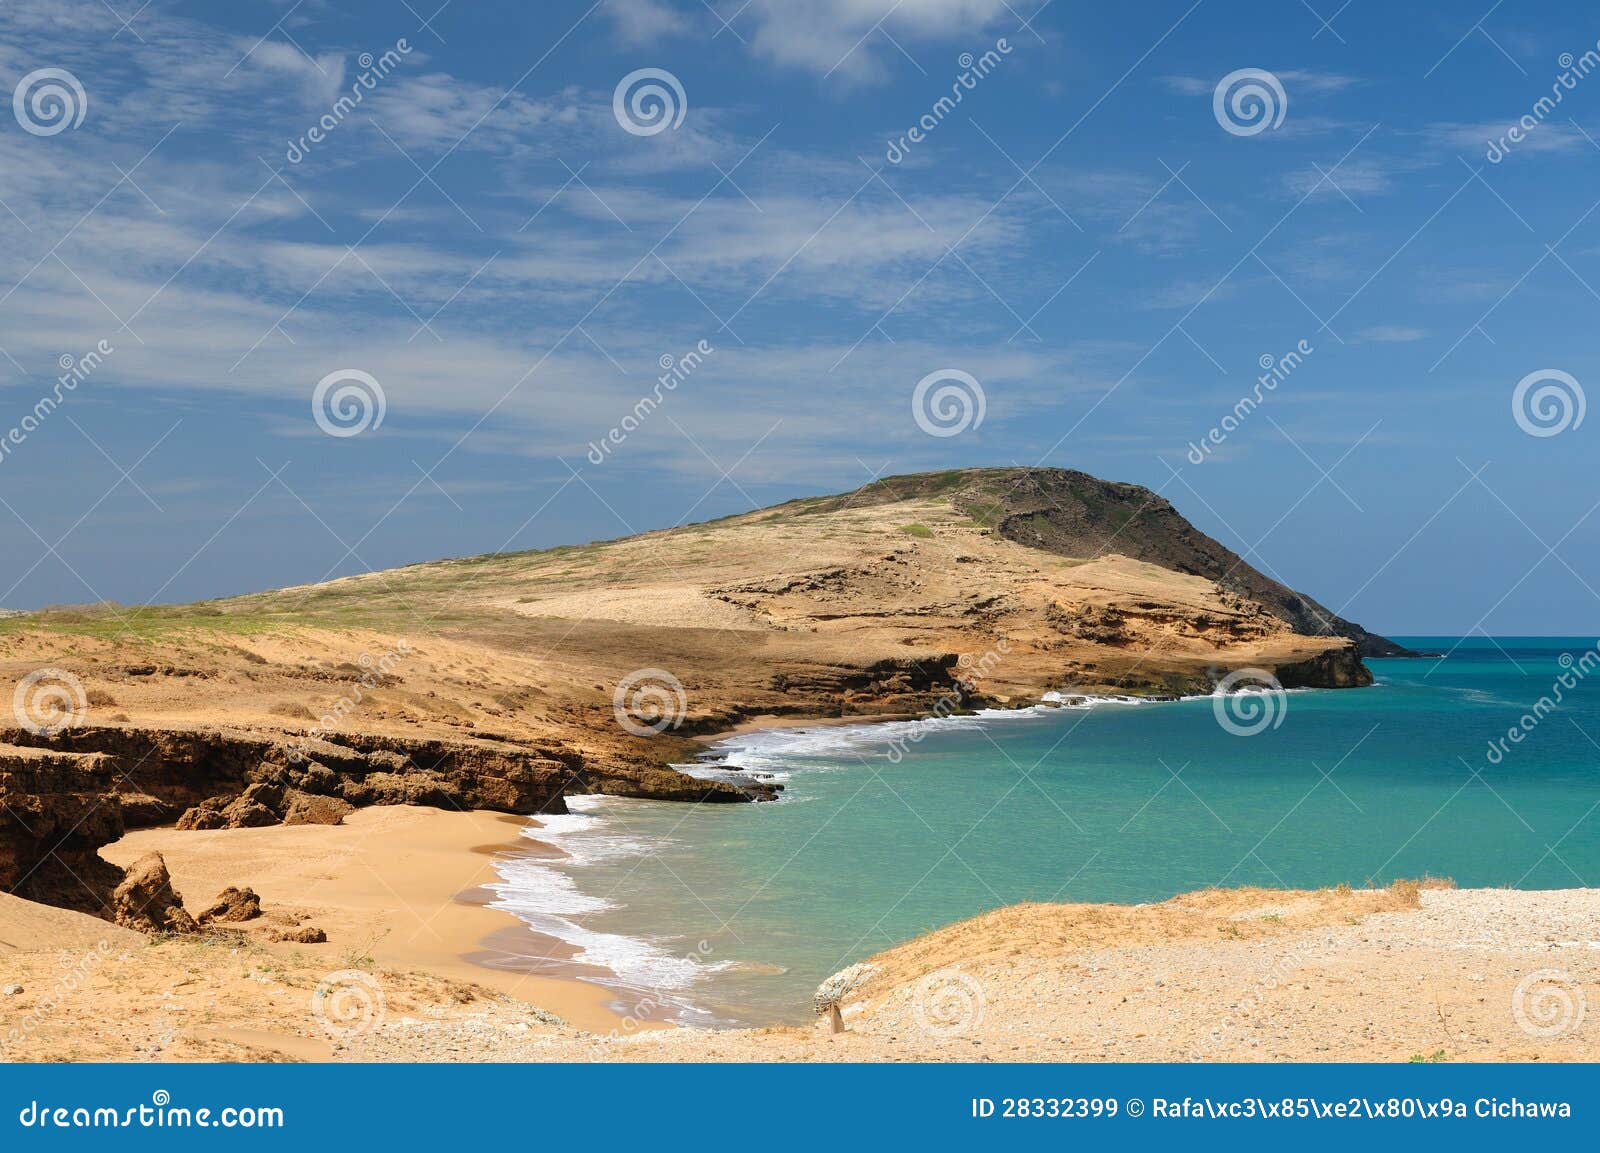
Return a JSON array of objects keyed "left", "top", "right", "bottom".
[
  {"left": 1159, "top": 70, "right": 1361, "bottom": 97},
  {"left": 736, "top": 0, "right": 1017, "bottom": 80},
  {"left": 605, "top": 0, "right": 693, "bottom": 46},
  {"left": 1423, "top": 119, "right": 1589, "bottom": 158},
  {"left": 1356, "top": 325, "right": 1428, "bottom": 343}
]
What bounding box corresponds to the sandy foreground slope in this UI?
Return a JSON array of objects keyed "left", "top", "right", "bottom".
[{"left": 2, "top": 806, "right": 1594, "bottom": 1063}]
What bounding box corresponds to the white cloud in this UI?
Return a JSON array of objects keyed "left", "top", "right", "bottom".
[
  {"left": 1275, "top": 70, "right": 1359, "bottom": 95},
  {"left": 1160, "top": 70, "right": 1358, "bottom": 97},
  {"left": 1425, "top": 119, "right": 1587, "bottom": 158},
  {"left": 606, "top": 0, "right": 691, "bottom": 46},
  {"left": 737, "top": 0, "right": 1015, "bottom": 80},
  {"left": 1283, "top": 157, "right": 1395, "bottom": 199},
  {"left": 1356, "top": 325, "right": 1427, "bottom": 343},
  {"left": 242, "top": 40, "right": 347, "bottom": 107}
]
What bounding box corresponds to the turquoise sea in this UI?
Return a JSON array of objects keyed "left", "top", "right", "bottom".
[{"left": 487, "top": 638, "right": 1600, "bottom": 1026}]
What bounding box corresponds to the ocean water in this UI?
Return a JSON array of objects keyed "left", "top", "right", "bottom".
[{"left": 487, "top": 638, "right": 1600, "bottom": 1026}]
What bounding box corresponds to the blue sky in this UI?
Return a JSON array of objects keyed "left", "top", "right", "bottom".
[{"left": 0, "top": 0, "right": 1597, "bottom": 635}]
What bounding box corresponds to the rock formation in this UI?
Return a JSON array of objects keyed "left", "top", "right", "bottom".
[
  {"left": 111, "top": 851, "right": 196, "bottom": 934},
  {"left": 196, "top": 886, "right": 261, "bottom": 925}
]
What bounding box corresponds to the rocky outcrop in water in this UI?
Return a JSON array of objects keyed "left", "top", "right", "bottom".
[{"left": 1272, "top": 646, "right": 1374, "bottom": 689}]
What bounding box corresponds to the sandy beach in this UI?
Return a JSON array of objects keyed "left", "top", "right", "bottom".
[
  {"left": 6, "top": 799, "right": 1598, "bottom": 1064},
  {"left": 99, "top": 806, "right": 627, "bottom": 1034}
]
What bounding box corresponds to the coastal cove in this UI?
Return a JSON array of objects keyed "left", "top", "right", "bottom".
[{"left": 487, "top": 637, "right": 1600, "bottom": 1027}]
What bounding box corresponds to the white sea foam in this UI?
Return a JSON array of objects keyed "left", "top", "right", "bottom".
[
  {"left": 487, "top": 691, "right": 1214, "bottom": 1015},
  {"left": 486, "top": 795, "right": 730, "bottom": 998},
  {"left": 690, "top": 693, "right": 1167, "bottom": 780}
]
